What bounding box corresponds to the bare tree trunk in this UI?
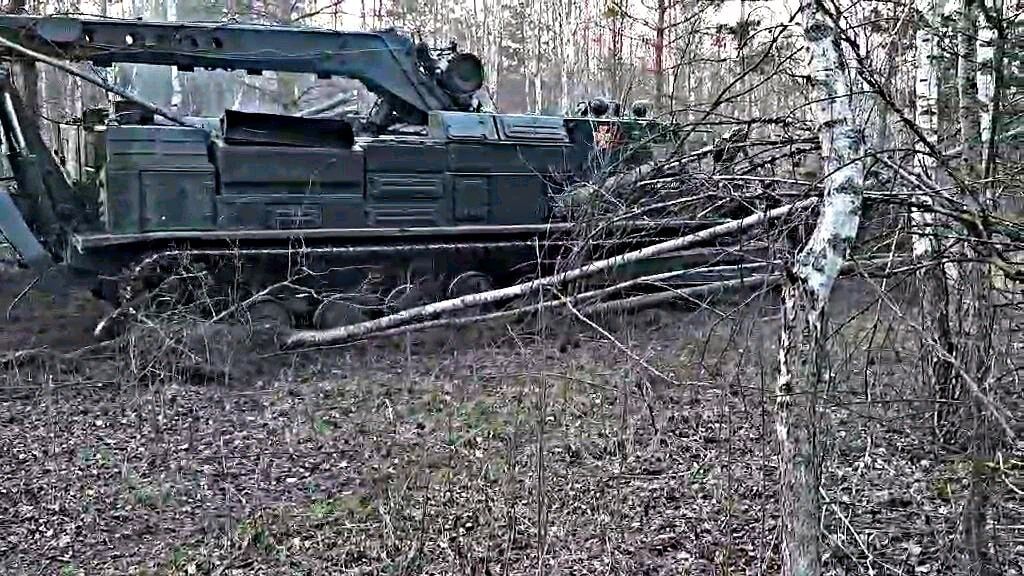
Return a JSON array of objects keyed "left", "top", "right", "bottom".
[
  {"left": 775, "top": 5, "right": 866, "bottom": 576},
  {"left": 960, "top": 260, "right": 997, "bottom": 576},
  {"left": 959, "top": 2, "right": 1002, "bottom": 572},
  {"left": 977, "top": 0, "right": 998, "bottom": 179},
  {"left": 81, "top": 0, "right": 109, "bottom": 109},
  {"left": 959, "top": 0, "right": 981, "bottom": 178},
  {"left": 532, "top": 0, "right": 543, "bottom": 112},
  {"left": 914, "top": 0, "right": 958, "bottom": 443},
  {"left": 167, "top": 0, "right": 183, "bottom": 111},
  {"left": 653, "top": 0, "right": 666, "bottom": 112}
]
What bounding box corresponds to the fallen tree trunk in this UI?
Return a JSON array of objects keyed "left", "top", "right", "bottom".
[
  {"left": 311, "top": 262, "right": 781, "bottom": 345},
  {"left": 287, "top": 255, "right": 902, "bottom": 348},
  {"left": 282, "top": 198, "right": 817, "bottom": 349}
]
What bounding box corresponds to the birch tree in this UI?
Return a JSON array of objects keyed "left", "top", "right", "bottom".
[
  {"left": 976, "top": 0, "right": 1003, "bottom": 181},
  {"left": 774, "top": 2, "right": 866, "bottom": 575},
  {"left": 911, "top": 0, "right": 961, "bottom": 442}
]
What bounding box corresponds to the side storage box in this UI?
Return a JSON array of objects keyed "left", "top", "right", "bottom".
[
  {"left": 102, "top": 125, "right": 216, "bottom": 233},
  {"left": 362, "top": 141, "right": 447, "bottom": 173},
  {"left": 103, "top": 168, "right": 217, "bottom": 232},
  {"left": 102, "top": 170, "right": 142, "bottom": 234},
  {"left": 446, "top": 143, "right": 568, "bottom": 173},
  {"left": 106, "top": 125, "right": 212, "bottom": 168},
  {"left": 216, "top": 195, "right": 367, "bottom": 231}
]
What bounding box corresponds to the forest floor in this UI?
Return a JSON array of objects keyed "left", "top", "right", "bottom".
[{"left": 0, "top": 265, "right": 1022, "bottom": 576}]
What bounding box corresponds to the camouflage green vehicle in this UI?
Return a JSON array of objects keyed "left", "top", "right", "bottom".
[{"left": 0, "top": 15, "right": 723, "bottom": 336}]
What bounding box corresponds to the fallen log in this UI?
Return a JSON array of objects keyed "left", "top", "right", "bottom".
[
  {"left": 282, "top": 198, "right": 817, "bottom": 349},
  {"left": 291, "top": 262, "right": 783, "bottom": 347}
]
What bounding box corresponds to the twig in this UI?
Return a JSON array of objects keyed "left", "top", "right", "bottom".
[
  {"left": 559, "top": 291, "right": 677, "bottom": 384},
  {"left": 581, "top": 273, "right": 783, "bottom": 315}
]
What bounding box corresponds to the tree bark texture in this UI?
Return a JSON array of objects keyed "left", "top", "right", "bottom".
[
  {"left": 960, "top": 2, "right": 1001, "bottom": 572},
  {"left": 775, "top": 4, "right": 866, "bottom": 576},
  {"left": 653, "top": 0, "right": 666, "bottom": 112},
  {"left": 976, "top": 0, "right": 1003, "bottom": 181},
  {"left": 4, "top": 0, "right": 38, "bottom": 136},
  {"left": 913, "top": 0, "right": 942, "bottom": 259},
  {"left": 959, "top": 0, "right": 981, "bottom": 180},
  {"left": 914, "top": 0, "right": 959, "bottom": 443}
]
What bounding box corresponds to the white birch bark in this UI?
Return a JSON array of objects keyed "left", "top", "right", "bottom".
[
  {"left": 792, "top": 14, "right": 865, "bottom": 303},
  {"left": 958, "top": 0, "right": 980, "bottom": 177},
  {"left": 532, "top": 0, "right": 543, "bottom": 112},
  {"left": 912, "top": 0, "right": 959, "bottom": 441},
  {"left": 775, "top": 4, "right": 866, "bottom": 575},
  {"left": 914, "top": 0, "right": 943, "bottom": 258},
  {"left": 976, "top": 0, "right": 1002, "bottom": 181}
]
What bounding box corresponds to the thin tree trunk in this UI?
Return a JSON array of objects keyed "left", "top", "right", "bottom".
[
  {"left": 977, "top": 0, "right": 1000, "bottom": 181},
  {"left": 653, "top": 0, "right": 666, "bottom": 112},
  {"left": 959, "top": 0, "right": 981, "bottom": 179},
  {"left": 915, "top": 0, "right": 958, "bottom": 444},
  {"left": 960, "top": 2, "right": 1002, "bottom": 573},
  {"left": 81, "top": 0, "right": 109, "bottom": 109},
  {"left": 914, "top": 0, "right": 942, "bottom": 258},
  {"left": 532, "top": 0, "right": 542, "bottom": 112},
  {"left": 775, "top": 4, "right": 866, "bottom": 575},
  {"left": 167, "top": 0, "right": 182, "bottom": 111}
]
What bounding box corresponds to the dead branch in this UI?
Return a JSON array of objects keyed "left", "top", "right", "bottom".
[{"left": 580, "top": 273, "right": 783, "bottom": 315}]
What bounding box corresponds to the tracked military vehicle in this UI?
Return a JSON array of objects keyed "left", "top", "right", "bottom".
[{"left": 0, "top": 15, "right": 704, "bottom": 334}]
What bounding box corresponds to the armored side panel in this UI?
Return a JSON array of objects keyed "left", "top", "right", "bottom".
[
  {"left": 362, "top": 138, "right": 450, "bottom": 227},
  {"left": 102, "top": 125, "right": 216, "bottom": 233},
  {"left": 221, "top": 110, "right": 356, "bottom": 148},
  {"left": 361, "top": 138, "right": 447, "bottom": 173},
  {"left": 493, "top": 114, "right": 570, "bottom": 143},
  {"left": 215, "top": 145, "right": 364, "bottom": 197},
  {"left": 214, "top": 144, "right": 366, "bottom": 230},
  {"left": 366, "top": 173, "right": 451, "bottom": 227},
  {"left": 430, "top": 111, "right": 568, "bottom": 226},
  {"left": 105, "top": 125, "right": 212, "bottom": 166}
]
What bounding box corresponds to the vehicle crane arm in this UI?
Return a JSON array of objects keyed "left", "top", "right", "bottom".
[{"left": 0, "top": 15, "right": 485, "bottom": 127}]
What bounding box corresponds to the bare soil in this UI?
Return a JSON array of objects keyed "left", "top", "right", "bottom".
[
  {"left": 0, "top": 266, "right": 110, "bottom": 353},
  {"left": 0, "top": 273, "right": 1022, "bottom": 575}
]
